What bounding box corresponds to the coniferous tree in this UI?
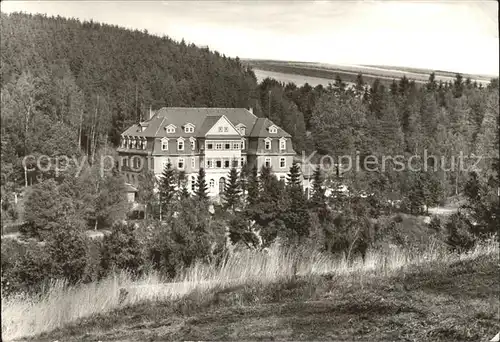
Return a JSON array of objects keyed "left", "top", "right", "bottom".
[
  {"left": 390, "top": 79, "right": 398, "bottom": 96},
  {"left": 246, "top": 165, "right": 259, "bottom": 207},
  {"left": 453, "top": 73, "right": 464, "bottom": 98},
  {"left": 333, "top": 75, "right": 346, "bottom": 95},
  {"left": 426, "top": 72, "right": 437, "bottom": 92},
  {"left": 239, "top": 162, "right": 250, "bottom": 202},
  {"left": 310, "top": 166, "right": 326, "bottom": 210},
  {"left": 195, "top": 167, "right": 209, "bottom": 201},
  {"left": 177, "top": 170, "right": 190, "bottom": 200},
  {"left": 223, "top": 167, "right": 241, "bottom": 211},
  {"left": 399, "top": 75, "right": 410, "bottom": 96},
  {"left": 282, "top": 162, "right": 309, "bottom": 242},
  {"left": 159, "top": 162, "right": 177, "bottom": 217},
  {"left": 355, "top": 73, "right": 365, "bottom": 95},
  {"left": 407, "top": 172, "right": 426, "bottom": 215}
]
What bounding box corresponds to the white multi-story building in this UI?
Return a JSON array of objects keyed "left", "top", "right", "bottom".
[{"left": 118, "top": 107, "right": 296, "bottom": 198}]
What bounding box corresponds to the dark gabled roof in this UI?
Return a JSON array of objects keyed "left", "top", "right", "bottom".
[
  {"left": 249, "top": 118, "right": 292, "bottom": 138},
  {"left": 197, "top": 115, "right": 222, "bottom": 137},
  {"left": 121, "top": 107, "right": 291, "bottom": 139}
]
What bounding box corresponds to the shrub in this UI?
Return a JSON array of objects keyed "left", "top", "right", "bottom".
[
  {"left": 83, "top": 238, "right": 103, "bottom": 283},
  {"left": 147, "top": 197, "right": 226, "bottom": 278},
  {"left": 228, "top": 214, "right": 260, "bottom": 248},
  {"left": 100, "top": 221, "right": 144, "bottom": 276},
  {"left": 45, "top": 224, "right": 91, "bottom": 284},
  {"left": 7, "top": 241, "right": 53, "bottom": 294},
  {"left": 22, "top": 179, "right": 75, "bottom": 239},
  {"left": 446, "top": 212, "right": 476, "bottom": 252},
  {"left": 1, "top": 239, "right": 28, "bottom": 295}
]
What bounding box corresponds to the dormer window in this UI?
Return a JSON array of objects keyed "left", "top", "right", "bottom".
[
  {"left": 177, "top": 137, "right": 185, "bottom": 151},
  {"left": 236, "top": 124, "right": 246, "bottom": 136},
  {"left": 184, "top": 123, "right": 195, "bottom": 133},
  {"left": 165, "top": 124, "right": 176, "bottom": 134},
  {"left": 264, "top": 138, "right": 272, "bottom": 150},
  {"left": 268, "top": 125, "right": 278, "bottom": 134},
  {"left": 161, "top": 138, "right": 169, "bottom": 151},
  {"left": 279, "top": 138, "right": 286, "bottom": 151}
]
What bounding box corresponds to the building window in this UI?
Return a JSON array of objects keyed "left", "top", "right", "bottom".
[
  {"left": 232, "top": 159, "right": 238, "bottom": 168},
  {"left": 224, "top": 160, "right": 230, "bottom": 168},
  {"left": 240, "top": 127, "right": 245, "bottom": 135},
  {"left": 178, "top": 158, "right": 184, "bottom": 169},
  {"left": 191, "top": 157, "right": 195, "bottom": 169},
  {"left": 190, "top": 139, "right": 196, "bottom": 150},
  {"left": 123, "top": 158, "right": 129, "bottom": 167},
  {"left": 207, "top": 142, "right": 213, "bottom": 150},
  {"left": 269, "top": 125, "right": 278, "bottom": 134},
  {"left": 209, "top": 179, "right": 215, "bottom": 188},
  {"left": 177, "top": 140, "right": 184, "bottom": 151},
  {"left": 142, "top": 139, "right": 147, "bottom": 150},
  {"left": 280, "top": 139, "right": 286, "bottom": 150},
  {"left": 166, "top": 126, "right": 176, "bottom": 133},
  {"left": 232, "top": 142, "right": 240, "bottom": 150},
  {"left": 216, "top": 160, "right": 222, "bottom": 168},
  {"left": 184, "top": 125, "right": 194, "bottom": 133},
  {"left": 224, "top": 127, "right": 229, "bottom": 132},
  {"left": 131, "top": 138, "right": 137, "bottom": 149},
  {"left": 207, "top": 160, "right": 213, "bottom": 168},
  {"left": 241, "top": 139, "right": 245, "bottom": 150},
  {"left": 280, "top": 157, "right": 286, "bottom": 168},
  {"left": 161, "top": 139, "right": 168, "bottom": 151},
  {"left": 241, "top": 157, "right": 245, "bottom": 167},
  {"left": 265, "top": 139, "right": 271, "bottom": 150},
  {"left": 218, "top": 127, "right": 224, "bottom": 132},
  {"left": 224, "top": 142, "right": 231, "bottom": 150},
  {"left": 215, "top": 143, "right": 223, "bottom": 150},
  {"left": 265, "top": 157, "right": 271, "bottom": 168}
]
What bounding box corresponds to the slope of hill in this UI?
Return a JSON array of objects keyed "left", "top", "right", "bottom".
[
  {"left": 23, "top": 246, "right": 499, "bottom": 342},
  {"left": 244, "top": 59, "right": 494, "bottom": 87},
  {"left": 0, "top": 12, "right": 259, "bottom": 154}
]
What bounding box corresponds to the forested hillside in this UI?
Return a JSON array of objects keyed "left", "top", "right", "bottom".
[{"left": 0, "top": 12, "right": 259, "bottom": 163}]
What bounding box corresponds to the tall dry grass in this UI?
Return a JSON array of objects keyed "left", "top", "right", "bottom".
[{"left": 2, "top": 238, "right": 498, "bottom": 341}]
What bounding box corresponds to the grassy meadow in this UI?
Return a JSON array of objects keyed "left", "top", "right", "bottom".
[{"left": 2, "top": 237, "right": 498, "bottom": 341}]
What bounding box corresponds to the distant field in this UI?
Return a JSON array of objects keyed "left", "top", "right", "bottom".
[
  {"left": 252, "top": 69, "right": 354, "bottom": 87},
  {"left": 245, "top": 59, "right": 494, "bottom": 87}
]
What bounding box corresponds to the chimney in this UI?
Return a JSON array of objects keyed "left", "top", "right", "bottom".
[{"left": 248, "top": 107, "right": 253, "bottom": 115}]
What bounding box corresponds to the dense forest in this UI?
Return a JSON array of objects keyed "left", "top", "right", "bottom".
[
  {"left": 1, "top": 12, "right": 499, "bottom": 295},
  {"left": 0, "top": 12, "right": 259, "bottom": 169}
]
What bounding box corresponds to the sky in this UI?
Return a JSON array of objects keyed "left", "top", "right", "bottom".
[{"left": 1, "top": 1, "right": 498, "bottom": 76}]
